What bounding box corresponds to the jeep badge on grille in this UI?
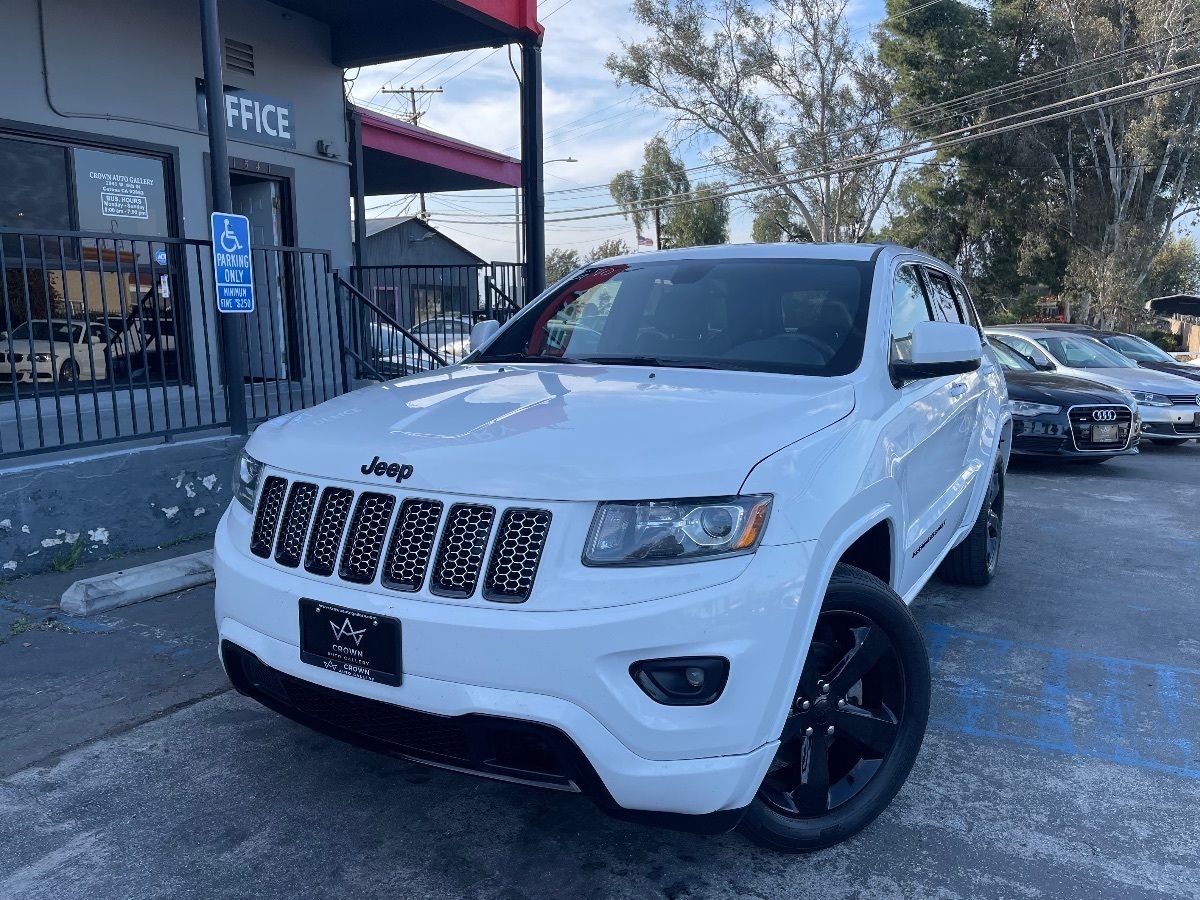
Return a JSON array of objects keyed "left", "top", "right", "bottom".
[{"left": 360, "top": 455, "right": 414, "bottom": 484}]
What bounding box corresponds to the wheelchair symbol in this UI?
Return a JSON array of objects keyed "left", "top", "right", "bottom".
[{"left": 219, "top": 218, "right": 244, "bottom": 253}]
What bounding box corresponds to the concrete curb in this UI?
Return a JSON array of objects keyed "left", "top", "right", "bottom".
[{"left": 59, "top": 550, "right": 215, "bottom": 617}]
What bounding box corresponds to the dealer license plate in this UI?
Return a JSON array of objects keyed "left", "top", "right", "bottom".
[
  {"left": 1092, "top": 423, "right": 1119, "bottom": 443},
  {"left": 299, "top": 599, "right": 402, "bottom": 686}
]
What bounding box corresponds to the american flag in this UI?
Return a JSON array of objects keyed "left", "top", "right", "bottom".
[{"left": 637, "top": 234, "right": 654, "bottom": 247}]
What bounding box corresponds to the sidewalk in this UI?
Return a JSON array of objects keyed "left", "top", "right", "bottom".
[{"left": 0, "top": 537, "right": 228, "bottom": 778}]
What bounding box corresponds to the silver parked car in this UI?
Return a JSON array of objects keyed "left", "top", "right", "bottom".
[{"left": 987, "top": 326, "right": 1200, "bottom": 445}]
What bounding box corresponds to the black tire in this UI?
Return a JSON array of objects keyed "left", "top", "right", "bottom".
[
  {"left": 57, "top": 358, "right": 78, "bottom": 384},
  {"left": 740, "top": 564, "right": 931, "bottom": 853},
  {"left": 938, "top": 464, "right": 1003, "bottom": 586}
]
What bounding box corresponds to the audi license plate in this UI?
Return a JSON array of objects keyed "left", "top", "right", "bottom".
[
  {"left": 299, "top": 599, "right": 402, "bottom": 686},
  {"left": 1092, "top": 423, "right": 1119, "bottom": 443}
]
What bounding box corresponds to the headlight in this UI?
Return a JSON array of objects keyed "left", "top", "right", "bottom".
[
  {"left": 1128, "top": 390, "right": 1172, "bottom": 407},
  {"left": 33, "top": 353, "right": 52, "bottom": 362},
  {"left": 233, "top": 449, "right": 265, "bottom": 512},
  {"left": 1009, "top": 400, "right": 1061, "bottom": 416},
  {"left": 583, "top": 495, "right": 772, "bottom": 566}
]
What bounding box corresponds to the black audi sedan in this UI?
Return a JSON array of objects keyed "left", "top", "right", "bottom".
[{"left": 989, "top": 338, "right": 1141, "bottom": 461}]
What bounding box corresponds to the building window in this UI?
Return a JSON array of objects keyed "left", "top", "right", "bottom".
[
  {"left": 72, "top": 148, "right": 170, "bottom": 237},
  {"left": 0, "top": 136, "right": 72, "bottom": 231}
]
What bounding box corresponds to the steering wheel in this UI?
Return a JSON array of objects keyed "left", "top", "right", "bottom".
[{"left": 786, "top": 333, "right": 838, "bottom": 363}]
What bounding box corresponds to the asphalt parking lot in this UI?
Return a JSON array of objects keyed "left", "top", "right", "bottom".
[{"left": 2, "top": 442, "right": 1199, "bottom": 900}]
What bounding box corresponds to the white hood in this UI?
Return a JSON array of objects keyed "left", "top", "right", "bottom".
[{"left": 249, "top": 363, "right": 854, "bottom": 501}]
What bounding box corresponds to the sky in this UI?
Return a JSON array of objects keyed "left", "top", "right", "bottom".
[{"left": 348, "top": 0, "right": 888, "bottom": 262}]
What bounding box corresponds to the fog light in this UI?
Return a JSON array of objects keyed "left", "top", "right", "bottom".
[{"left": 630, "top": 657, "right": 729, "bottom": 706}]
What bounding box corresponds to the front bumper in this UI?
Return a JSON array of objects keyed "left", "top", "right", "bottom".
[
  {"left": 1010, "top": 407, "right": 1140, "bottom": 457},
  {"left": 1139, "top": 404, "right": 1200, "bottom": 439},
  {"left": 215, "top": 509, "right": 817, "bottom": 818}
]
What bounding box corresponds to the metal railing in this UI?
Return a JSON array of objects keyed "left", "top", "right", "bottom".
[
  {"left": 335, "top": 275, "right": 448, "bottom": 382},
  {"left": 348, "top": 263, "right": 525, "bottom": 367},
  {"left": 1, "top": 228, "right": 342, "bottom": 459}
]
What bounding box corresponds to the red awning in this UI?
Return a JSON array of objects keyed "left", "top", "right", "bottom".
[
  {"left": 274, "top": 0, "right": 543, "bottom": 67},
  {"left": 357, "top": 107, "right": 521, "bottom": 194}
]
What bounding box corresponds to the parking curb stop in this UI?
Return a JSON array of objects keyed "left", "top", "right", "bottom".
[{"left": 60, "top": 550, "right": 215, "bottom": 617}]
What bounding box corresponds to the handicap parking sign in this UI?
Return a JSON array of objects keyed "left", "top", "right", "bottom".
[{"left": 210, "top": 212, "right": 255, "bottom": 313}]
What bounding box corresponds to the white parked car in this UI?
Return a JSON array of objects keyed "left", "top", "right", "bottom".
[
  {"left": 987, "top": 326, "right": 1200, "bottom": 445},
  {"left": 0, "top": 319, "right": 118, "bottom": 383},
  {"left": 410, "top": 315, "right": 473, "bottom": 364},
  {"left": 216, "top": 244, "right": 1011, "bottom": 852}
]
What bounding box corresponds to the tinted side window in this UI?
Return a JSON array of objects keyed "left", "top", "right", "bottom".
[
  {"left": 924, "top": 269, "right": 962, "bottom": 324},
  {"left": 951, "top": 277, "right": 983, "bottom": 331},
  {"left": 890, "top": 265, "right": 933, "bottom": 362},
  {"left": 997, "top": 334, "right": 1052, "bottom": 368}
]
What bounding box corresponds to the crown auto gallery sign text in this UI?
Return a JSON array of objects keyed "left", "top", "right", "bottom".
[{"left": 197, "top": 85, "right": 295, "bottom": 149}]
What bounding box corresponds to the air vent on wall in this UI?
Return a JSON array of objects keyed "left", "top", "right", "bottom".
[{"left": 225, "top": 38, "right": 254, "bottom": 76}]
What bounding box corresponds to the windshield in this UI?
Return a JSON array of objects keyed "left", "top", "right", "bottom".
[
  {"left": 472, "top": 258, "right": 875, "bottom": 376},
  {"left": 1101, "top": 333, "right": 1175, "bottom": 363},
  {"left": 7, "top": 322, "right": 81, "bottom": 343},
  {"left": 988, "top": 339, "right": 1035, "bottom": 372},
  {"left": 1040, "top": 335, "right": 1135, "bottom": 369}
]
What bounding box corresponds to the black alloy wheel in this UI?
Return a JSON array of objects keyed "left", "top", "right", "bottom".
[
  {"left": 938, "top": 462, "right": 1004, "bottom": 586},
  {"left": 983, "top": 466, "right": 1003, "bottom": 577},
  {"left": 741, "top": 565, "right": 930, "bottom": 852},
  {"left": 57, "top": 358, "right": 78, "bottom": 384}
]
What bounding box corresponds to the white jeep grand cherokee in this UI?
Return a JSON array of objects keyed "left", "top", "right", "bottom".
[{"left": 215, "top": 243, "right": 1011, "bottom": 852}]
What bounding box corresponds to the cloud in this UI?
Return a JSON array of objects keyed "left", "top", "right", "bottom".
[{"left": 350, "top": 0, "right": 852, "bottom": 258}]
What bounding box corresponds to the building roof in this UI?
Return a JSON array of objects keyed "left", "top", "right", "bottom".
[
  {"left": 274, "top": 0, "right": 542, "bottom": 67},
  {"left": 361, "top": 216, "right": 485, "bottom": 263},
  {"left": 357, "top": 107, "right": 522, "bottom": 194}
]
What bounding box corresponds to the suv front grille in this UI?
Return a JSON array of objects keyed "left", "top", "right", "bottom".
[
  {"left": 250, "top": 476, "right": 288, "bottom": 558},
  {"left": 274, "top": 482, "right": 318, "bottom": 568},
  {"left": 430, "top": 504, "right": 496, "bottom": 598},
  {"left": 247, "top": 477, "right": 548, "bottom": 602},
  {"left": 382, "top": 498, "right": 443, "bottom": 592},
  {"left": 339, "top": 492, "right": 397, "bottom": 584},
  {"left": 485, "top": 509, "right": 552, "bottom": 602},
  {"left": 304, "top": 487, "right": 355, "bottom": 576},
  {"left": 1068, "top": 406, "right": 1134, "bottom": 451}
]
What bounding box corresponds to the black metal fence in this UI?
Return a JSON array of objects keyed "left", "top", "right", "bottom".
[
  {"left": 1, "top": 228, "right": 341, "bottom": 459},
  {"left": 2, "top": 231, "right": 532, "bottom": 460},
  {"left": 348, "top": 263, "right": 525, "bottom": 365}
]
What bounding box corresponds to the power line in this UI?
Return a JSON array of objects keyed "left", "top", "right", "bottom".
[{"left": 541, "top": 63, "right": 1200, "bottom": 222}]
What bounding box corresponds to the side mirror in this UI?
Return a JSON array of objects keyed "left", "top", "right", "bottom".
[
  {"left": 469, "top": 319, "right": 500, "bottom": 352},
  {"left": 1033, "top": 358, "right": 1055, "bottom": 372},
  {"left": 891, "top": 321, "right": 982, "bottom": 383}
]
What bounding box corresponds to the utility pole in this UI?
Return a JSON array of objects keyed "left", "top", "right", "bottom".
[
  {"left": 200, "top": 0, "right": 246, "bottom": 436},
  {"left": 383, "top": 87, "right": 443, "bottom": 221}
]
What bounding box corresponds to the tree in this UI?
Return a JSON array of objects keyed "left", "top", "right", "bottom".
[
  {"left": 880, "top": 0, "right": 1200, "bottom": 325},
  {"left": 544, "top": 248, "right": 582, "bottom": 283},
  {"left": 609, "top": 137, "right": 729, "bottom": 248},
  {"left": 584, "top": 239, "right": 632, "bottom": 263},
  {"left": 1145, "top": 235, "right": 1200, "bottom": 299},
  {"left": 608, "top": 0, "right": 906, "bottom": 242}
]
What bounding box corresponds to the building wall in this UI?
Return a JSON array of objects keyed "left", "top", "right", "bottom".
[
  {"left": 0, "top": 0, "right": 352, "bottom": 262},
  {"left": 0, "top": 434, "right": 245, "bottom": 579},
  {"left": 0, "top": 0, "right": 352, "bottom": 574},
  {"left": 359, "top": 222, "right": 484, "bottom": 325},
  {"left": 361, "top": 223, "right": 483, "bottom": 269}
]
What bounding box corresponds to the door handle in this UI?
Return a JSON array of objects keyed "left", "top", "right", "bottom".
[{"left": 949, "top": 381, "right": 968, "bottom": 397}]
